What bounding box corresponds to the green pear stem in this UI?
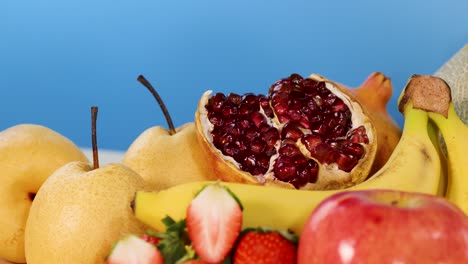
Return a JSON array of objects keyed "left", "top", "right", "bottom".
[
  {"left": 137, "top": 75, "right": 176, "bottom": 135},
  {"left": 91, "top": 106, "right": 99, "bottom": 169}
]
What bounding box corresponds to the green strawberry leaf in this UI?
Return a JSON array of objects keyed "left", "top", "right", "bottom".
[{"left": 152, "top": 215, "right": 191, "bottom": 264}]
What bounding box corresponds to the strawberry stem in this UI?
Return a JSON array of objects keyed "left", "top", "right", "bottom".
[
  {"left": 91, "top": 106, "right": 99, "bottom": 169},
  {"left": 137, "top": 75, "right": 176, "bottom": 135}
]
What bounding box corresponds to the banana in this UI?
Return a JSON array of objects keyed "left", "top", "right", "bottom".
[
  {"left": 430, "top": 105, "right": 468, "bottom": 213},
  {"left": 132, "top": 90, "right": 442, "bottom": 235},
  {"left": 401, "top": 74, "right": 468, "bottom": 213},
  {"left": 427, "top": 119, "right": 448, "bottom": 197}
]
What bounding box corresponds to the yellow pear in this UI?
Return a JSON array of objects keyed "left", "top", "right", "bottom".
[
  {"left": 24, "top": 107, "right": 151, "bottom": 264},
  {"left": 122, "top": 75, "right": 215, "bottom": 190},
  {"left": 0, "top": 124, "right": 89, "bottom": 263},
  {"left": 24, "top": 161, "right": 150, "bottom": 264}
]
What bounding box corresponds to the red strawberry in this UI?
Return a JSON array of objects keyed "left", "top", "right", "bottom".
[
  {"left": 233, "top": 228, "right": 298, "bottom": 264},
  {"left": 105, "top": 234, "right": 164, "bottom": 264},
  {"left": 140, "top": 233, "right": 161, "bottom": 246},
  {"left": 186, "top": 182, "right": 243, "bottom": 263}
]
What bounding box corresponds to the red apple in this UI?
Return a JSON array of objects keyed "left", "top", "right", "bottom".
[{"left": 298, "top": 189, "right": 468, "bottom": 263}]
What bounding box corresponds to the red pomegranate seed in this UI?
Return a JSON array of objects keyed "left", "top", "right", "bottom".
[
  {"left": 278, "top": 141, "right": 302, "bottom": 157},
  {"left": 274, "top": 160, "right": 297, "bottom": 181},
  {"left": 293, "top": 155, "right": 308, "bottom": 167},
  {"left": 256, "top": 155, "right": 270, "bottom": 171},
  {"left": 227, "top": 93, "right": 242, "bottom": 105},
  {"left": 241, "top": 93, "right": 259, "bottom": 107},
  {"left": 244, "top": 128, "right": 260, "bottom": 141},
  {"left": 301, "top": 134, "right": 323, "bottom": 153},
  {"left": 250, "top": 138, "right": 266, "bottom": 154},
  {"left": 343, "top": 142, "right": 366, "bottom": 159},
  {"left": 208, "top": 93, "right": 226, "bottom": 111},
  {"left": 208, "top": 112, "right": 224, "bottom": 127},
  {"left": 311, "top": 143, "right": 335, "bottom": 164},
  {"left": 274, "top": 103, "right": 288, "bottom": 116},
  {"left": 250, "top": 112, "right": 267, "bottom": 128},
  {"left": 262, "top": 127, "right": 279, "bottom": 147},
  {"left": 217, "top": 133, "right": 234, "bottom": 146},
  {"left": 239, "top": 103, "right": 254, "bottom": 115},
  {"left": 288, "top": 108, "right": 302, "bottom": 122},
  {"left": 348, "top": 126, "right": 369, "bottom": 144},
  {"left": 281, "top": 123, "right": 304, "bottom": 141},
  {"left": 336, "top": 151, "right": 358, "bottom": 172},
  {"left": 222, "top": 105, "right": 237, "bottom": 117},
  {"left": 243, "top": 154, "right": 256, "bottom": 169}
]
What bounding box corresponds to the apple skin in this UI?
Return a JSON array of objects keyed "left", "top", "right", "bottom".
[{"left": 298, "top": 190, "right": 468, "bottom": 264}]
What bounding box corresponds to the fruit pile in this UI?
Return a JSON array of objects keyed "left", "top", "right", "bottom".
[
  {"left": 108, "top": 182, "right": 300, "bottom": 264},
  {"left": 0, "top": 58, "right": 467, "bottom": 263}
]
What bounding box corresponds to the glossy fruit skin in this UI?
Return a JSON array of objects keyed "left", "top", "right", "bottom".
[
  {"left": 0, "top": 124, "right": 89, "bottom": 263},
  {"left": 233, "top": 231, "right": 297, "bottom": 264},
  {"left": 297, "top": 190, "right": 468, "bottom": 264}
]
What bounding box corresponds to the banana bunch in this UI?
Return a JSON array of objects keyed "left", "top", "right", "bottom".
[
  {"left": 132, "top": 74, "right": 466, "bottom": 235},
  {"left": 424, "top": 83, "right": 468, "bottom": 213}
]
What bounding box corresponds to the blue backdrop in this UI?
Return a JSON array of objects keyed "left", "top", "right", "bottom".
[{"left": 1, "top": 0, "right": 467, "bottom": 151}]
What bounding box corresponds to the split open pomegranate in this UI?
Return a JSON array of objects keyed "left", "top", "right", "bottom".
[{"left": 195, "top": 73, "right": 377, "bottom": 190}]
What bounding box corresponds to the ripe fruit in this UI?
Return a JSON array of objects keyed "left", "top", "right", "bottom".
[
  {"left": 122, "top": 75, "right": 215, "bottom": 191},
  {"left": 24, "top": 107, "right": 151, "bottom": 264},
  {"left": 399, "top": 74, "right": 468, "bottom": 214},
  {"left": 140, "top": 233, "right": 160, "bottom": 246},
  {"left": 297, "top": 189, "right": 468, "bottom": 263},
  {"left": 344, "top": 72, "right": 402, "bottom": 174},
  {"left": 105, "top": 235, "right": 163, "bottom": 264},
  {"left": 0, "top": 124, "right": 89, "bottom": 263},
  {"left": 195, "top": 73, "right": 377, "bottom": 190},
  {"left": 133, "top": 85, "right": 442, "bottom": 235},
  {"left": 233, "top": 228, "right": 297, "bottom": 264},
  {"left": 186, "top": 182, "right": 243, "bottom": 263}
]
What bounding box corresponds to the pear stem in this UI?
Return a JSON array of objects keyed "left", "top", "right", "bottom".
[
  {"left": 91, "top": 106, "right": 99, "bottom": 169},
  {"left": 137, "top": 75, "right": 176, "bottom": 135}
]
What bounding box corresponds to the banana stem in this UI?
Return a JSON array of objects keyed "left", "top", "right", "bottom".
[{"left": 401, "top": 104, "right": 429, "bottom": 137}]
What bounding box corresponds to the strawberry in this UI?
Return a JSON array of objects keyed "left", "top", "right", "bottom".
[
  {"left": 105, "top": 234, "right": 164, "bottom": 264},
  {"left": 186, "top": 182, "right": 243, "bottom": 263},
  {"left": 141, "top": 233, "right": 161, "bottom": 246},
  {"left": 232, "top": 228, "right": 298, "bottom": 264},
  {"left": 153, "top": 216, "right": 192, "bottom": 264}
]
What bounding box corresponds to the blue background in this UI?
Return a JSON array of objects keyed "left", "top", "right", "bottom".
[{"left": 1, "top": 1, "right": 467, "bottom": 151}]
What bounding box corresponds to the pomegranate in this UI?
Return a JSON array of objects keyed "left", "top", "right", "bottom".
[
  {"left": 195, "top": 73, "right": 377, "bottom": 190},
  {"left": 344, "top": 72, "right": 402, "bottom": 175}
]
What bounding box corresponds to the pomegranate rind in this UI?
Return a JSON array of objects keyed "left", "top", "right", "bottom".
[
  {"left": 344, "top": 72, "right": 402, "bottom": 175},
  {"left": 195, "top": 104, "right": 260, "bottom": 186},
  {"left": 195, "top": 74, "right": 378, "bottom": 190}
]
